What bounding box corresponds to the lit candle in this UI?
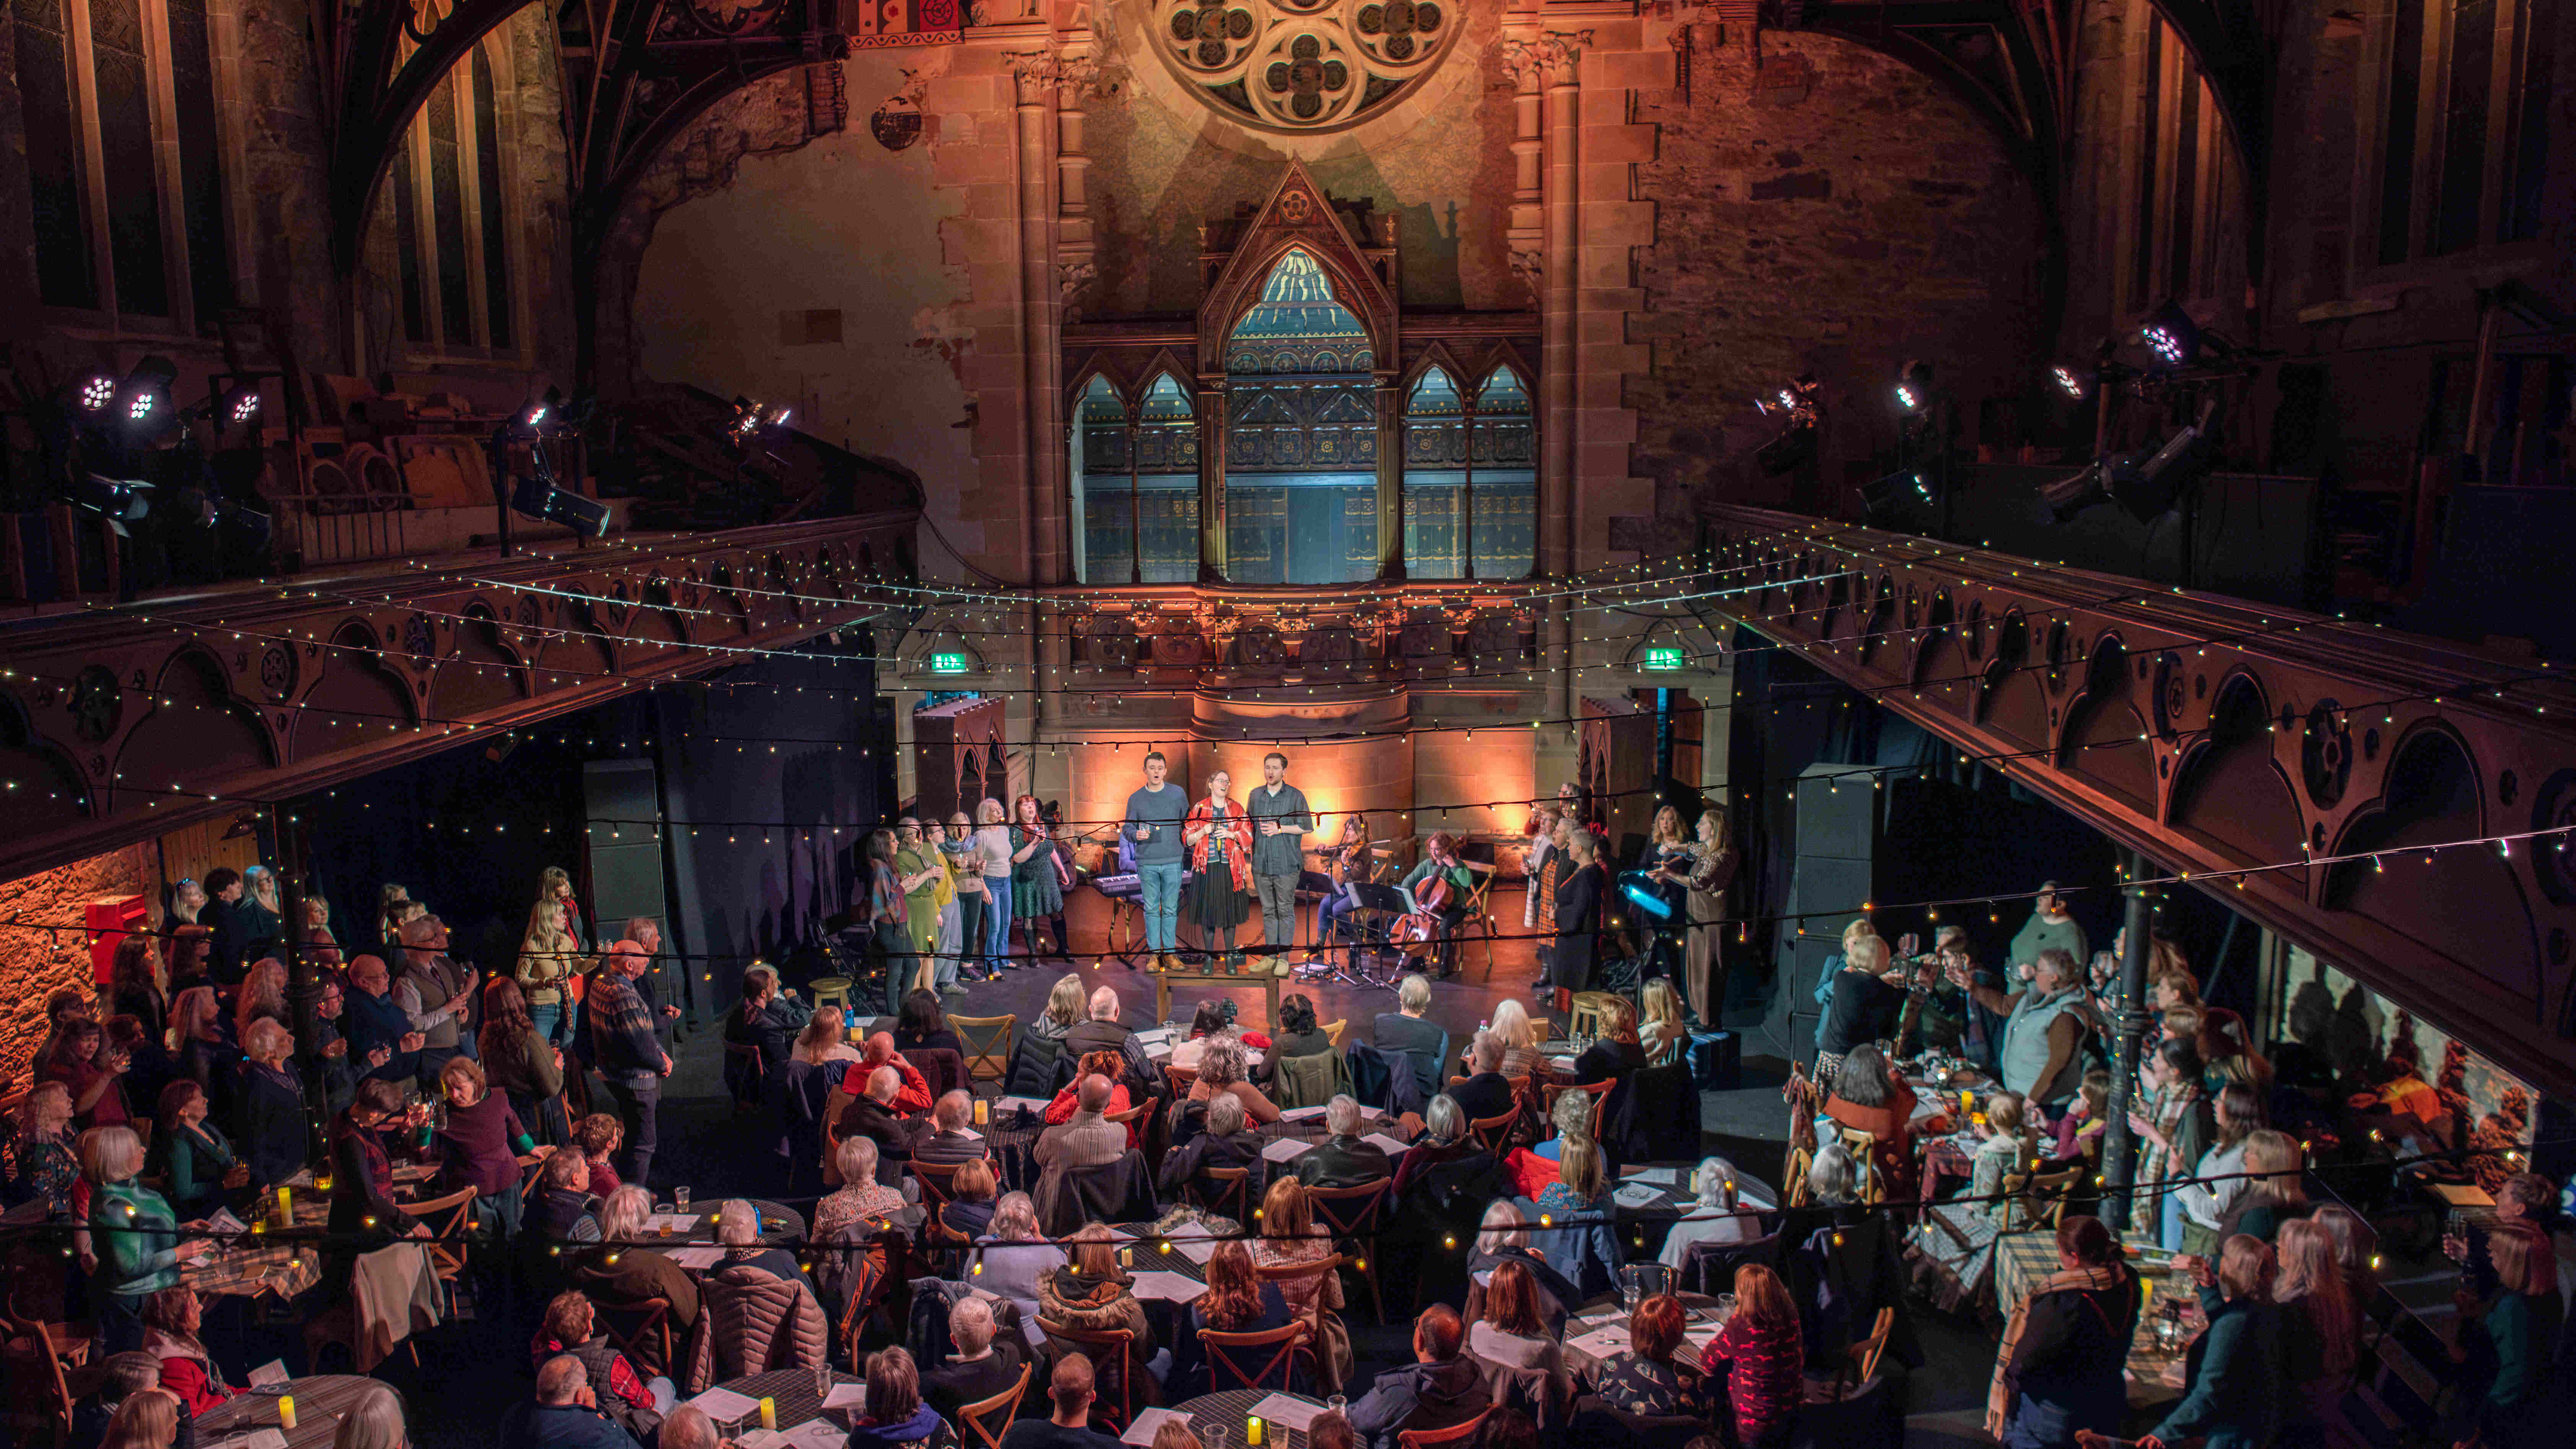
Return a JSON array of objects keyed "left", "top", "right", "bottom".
[
  {"left": 1120, "top": 1247, "right": 1132, "bottom": 1267},
  {"left": 274, "top": 1186, "right": 293, "bottom": 1227},
  {"left": 1247, "top": 1417, "right": 1265, "bottom": 1446},
  {"left": 314, "top": 1174, "right": 333, "bottom": 1193},
  {"left": 759, "top": 1398, "right": 777, "bottom": 1431},
  {"left": 278, "top": 1396, "right": 297, "bottom": 1430},
  {"left": 974, "top": 1097, "right": 989, "bottom": 1126}
]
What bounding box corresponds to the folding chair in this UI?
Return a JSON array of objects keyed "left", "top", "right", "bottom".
[
  {"left": 1039, "top": 1319, "right": 1138, "bottom": 1431},
  {"left": 1254, "top": 1253, "right": 1347, "bottom": 1354},
  {"left": 948, "top": 1014, "right": 1016, "bottom": 1090},
  {"left": 0, "top": 1284, "right": 85, "bottom": 1449},
  {"left": 956, "top": 1361, "right": 1032, "bottom": 1449},
  {"left": 2003, "top": 1163, "right": 2085, "bottom": 1231},
  {"left": 1398, "top": 1408, "right": 1493, "bottom": 1449},
  {"left": 1164, "top": 1063, "right": 1199, "bottom": 1098},
  {"left": 1451, "top": 842, "right": 1502, "bottom": 977},
  {"left": 1201, "top": 1321, "right": 1310, "bottom": 1392},
  {"left": 1305, "top": 1179, "right": 1393, "bottom": 1322},
  {"left": 836, "top": 1235, "right": 899, "bottom": 1363}
]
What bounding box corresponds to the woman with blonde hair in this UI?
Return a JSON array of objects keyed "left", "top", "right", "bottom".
[
  {"left": 1639, "top": 978, "right": 1688, "bottom": 1066},
  {"left": 2217, "top": 1129, "right": 2309, "bottom": 1243},
  {"left": 1008, "top": 794, "right": 1065, "bottom": 963},
  {"left": 331, "top": 1381, "right": 408, "bottom": 1449},
  {"left": 1029, "top": 972, "right": 1085, "bottom": 1045},
  {"left": 84, "top": 1126, "right": 209, "bottom": 1353},
  {"left": 3, "top": 1082, "right": 80, "bottom": 1216},
  {"left": 516, "top": 898, "right": 587, "bottom": 1047},
  {"left": 232, "top": 958, "right": 286, "bottom": 1046},
  {"left": 98, "top": 1387, "right": 181, "bottom": 1449},
  {"left": 2142, "top": 1235, "right": 2282, "bottom": 1449},
  {"left": 940, "top": 813, "right": 984, "bottom": 985},
  {"left": 1812, "top": 916, "right": 1885, "bottom": 1057},
  {"left": 298, "top": 894, "right": 342, "bottom": 969},
  {"left": 1488, "top": 998, "right": 1543, "bottom": 1079},
  {"left": 1039, "top": 1225, "right": 1157, "bottom": 1410},
  {"left": 2456, "top": 1220, "right": 2557, "bottom": 1449},
  {"left": 1254, "top": 1177, "right": 1352, "bottom": 1388}
]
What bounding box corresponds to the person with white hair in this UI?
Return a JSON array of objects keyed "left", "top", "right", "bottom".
[
  {"left": 656, "top": 1406, "right": 718, "bottom": 1449},
  {"left": 1296, "top": 1094, "right": 1392, "bottom": 1188},
  {"left": 814, "top": 1138, "right": 909, "bottom": 1240},
  {"left": 1064, "top": 986, "right": 1152, "bottom": 1090},
  {"left": 1159, "top": 1091, "right": 1264, "bottom": 1203},
  {"left": 913, "top": 1090, "right": 988, "bottom": 1167},
  {"left": 971, "top": 1193, "right": 1066, "bottom": 1322},
  {"left": 1658, "top": 1157, "right": 1760, "bottom": 1268},
  {"left": 920, "top": 1295, "right": 1025, "bottom": 1423},
  {"left": 1465, "top": 1200, "right": 1580, "bottom": 1316},
  {"left": 568, "top": 1185, "right": 701, "bottom": 1368},
  {"left": 1449, "top": 1031, "right": 1516, "bottom": 1124},
  {"left": 714, "top": 1197, "right": 812, "bottom": 1290}
]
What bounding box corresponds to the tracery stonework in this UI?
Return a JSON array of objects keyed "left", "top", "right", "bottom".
[{"left": 1148, "top": 0, "right": 1463, "bottom": 131}]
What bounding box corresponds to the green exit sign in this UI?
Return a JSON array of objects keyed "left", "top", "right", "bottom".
[
  {"left": 1641, "top": 646, "right": 1684, "bottom": 672},
  {"left": 928, "top": 652, "right": 969, "bottom": 675}
]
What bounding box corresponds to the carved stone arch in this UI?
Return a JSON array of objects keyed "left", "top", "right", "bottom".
[
  {"left": 1975, "top": 608, "right": 2048, "bottom": 747},
  {"left": 2166, "top": 671, "right": 2306, "bottom": 870},
  {"left": 117, "top": 646, "right": 275, "bottom": 812},
  {"left": 1063, "top": 352, "right": 1135, "bottom": 413},
  {"left": 2323, "top": 724, "right": 2539, "bottom": 1005},
  {"left": 293, "top": 621, "right": 422, "bottom": 760},
  {"left": 535, "top": 594, "right": 617, "bottom": 680},
  {"left": 1906, "top": 588, "right": 1956, "bottom": 686},
  {"left": 426, "top": 603, "right": 529, "bottom": 719},
  {"left": 1401, "top": 341, "right": 1474, "bottom": 395},
  {"left": 1470, "top": 340, "right": 1538, "bottom": 398},
  {"left": 0, "top": 688, "right": 93, "bottom": 837},
  {"left": 641, "top": 573, "right": 695, "bottom": 643},
  {"left": 708, "top": 562, "right": 751, "bottom": 632},
  {"left": 765, "top": 550, "right": 800, "bottom": 620},
  {"left": 1196, "top": 162, "right": 1399, "bottom": 373},
  {"left": 2057, "top": 635, "right": 2154, "bottom": 812},
  {"left": 1857, "top": 573, "right": 1897, "bottom": 663}
]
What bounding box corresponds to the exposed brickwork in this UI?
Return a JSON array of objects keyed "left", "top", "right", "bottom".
[
  {"left": 0, "top": 845, "right": 154, "bottom": 1088},
  {"left": 1628, "top": 30, "right": 2047, "bottom": 515}
]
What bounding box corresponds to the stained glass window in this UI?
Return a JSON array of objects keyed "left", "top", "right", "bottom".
[
  {"left": 1223, "top": 250, "right": 1380, "bottom": 584},
  {"left": 1073, "top": 373, "right": 1200, "bottom": 584},
  {"left": 1403, "top": 364, "right": 1535, "bottom": 578}
]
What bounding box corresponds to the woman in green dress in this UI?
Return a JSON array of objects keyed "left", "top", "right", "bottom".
[{"left": 1009, "top": 794, "right": 1065, "bottom": 963}]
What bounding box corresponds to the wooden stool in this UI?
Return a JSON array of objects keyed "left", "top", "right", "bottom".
[
  {"left": 809, "top": 977, "right": 853, "bottom": 1013},
  {"left": 1568, "top": 991, "right": 1618, "bottom": 1039}
]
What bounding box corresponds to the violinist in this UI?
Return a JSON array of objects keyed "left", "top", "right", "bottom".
[{"left": 1312, "top": 814, "right": 1378, "bottom": 957}]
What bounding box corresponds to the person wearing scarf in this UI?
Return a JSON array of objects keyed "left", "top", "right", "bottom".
[
  {"left": 1988, "top": 1215, "right": 2140, "bottom": 1447},
  {"left": 1184, "top": 771, "right": 1255, "bottom": 968}
]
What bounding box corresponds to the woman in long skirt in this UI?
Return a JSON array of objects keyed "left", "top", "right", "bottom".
[
  {"left": 1680, "top": 806, "right": 1740, "bottom": 1026},
  {"left": 1185, "top": 771, "right": 1254, "bottom": 966},
  {"left": 1010, "top": 795, "right": 1066, "bottom": 962},
  {"left": 1547, "top": 829, "right": 1606, "bottom": 1009}
]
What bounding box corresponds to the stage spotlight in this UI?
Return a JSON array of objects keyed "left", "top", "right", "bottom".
[
  {"left": 74, "top": 474, "right": 154, "bottom": 533},
  {"left": 524, "top": 400, "right": 548, "bottom": 426},
  {"left": 225, "top": 386, "right": 262, "bottom": 425},
  {"left": 117, "top": 356, "right": 180, "bottom": 426},
  {"left": 1895, "top": 358, "right": 1934, "bottom": 413},
  {"left": 2038, "top": 462, "right": 2109, "bottom": 524},
  {"left": 78, "top": 374, "right": 116, "bottom": 412},
  {"left": 2038, "top": 398, "right": 2216, "bottom": 524},
  {"left": 1861, "top": 467, "right": 1938, "bottom": 527},
  {"left": 511, "top": 475, "right": 613, "bottom": 537},
  {"left": 2139, "top": 300, "right": 2201, "bottom": 367},
  {"left": 2050, "top": 363, "right": 2090, "bottom": 401}
]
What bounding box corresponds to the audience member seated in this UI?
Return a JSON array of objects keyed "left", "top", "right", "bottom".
[
  {"left": 2, "top": 1083, "right": 80, "bottom": 1216},
  {"left": 1699, "top": 1264, "right": 1804, "bottom": 1449},
  {"left": 895, "top": 990, "right": 966, "bottom": 1060},
  {"left": 816, "top": 1138, "right": 910, "bottom": 1240},
  {"left": 1508, "top": 1090, "right": 1596, "bottom": 1198},
  {"left": 1587, "top": 1291, "right": 1705, "bottom": 1417},
  {"left": 1305, "top": 1412, "right": 1356, "bottom": 1449},
  {"left": 1046, "top": 1052, "right": 1138, "bottom": 1145},
  {"left": 780, "top": 1018, "right": 845, "bottom": 1174},
  {"left": 1449, "top": 1033, "right": 1516, "bottom": 1124},
  {"left": 840, "top": 1065, "right": 925, "bottom": 1174},
  {"left": 1064, "top": 989, "right": 1153, "bottom": 1095},
  {"left": 915, "top": 1090, "right": 990, "bottom": 1166},
  {"left": 1344, "top": 1304, "right": 1483, "bottom": 1449},
  {"left": 997, "top": 1354, "right": 1121, "bottom": 1449},
  {"left": 531, "top": 1289, "right": 677, "bottom": 1439},
  {"left": 977, "top": 1192, "right": 1068, "bottom": 1322},
  {"left": 434, "top": 1056, "right": 539, "bottom": 1236},
  {"left": 49, "top": 1019, "right": 131, "bottom": 1130},
  {"left": 1036, "top": 1075, "right": 1129, "bottom": 1171},
  {"left": 568, "top": 1186, "right": 702, "bottom": 1366},
  {"left": 1821, "top": 1042, "right": 1920, "bottom": 1201},
  {"left": 1167, "top": 1002, "right": 1233, "bottom": 1073},
  {"left": 1159, "top": 1093, "right": 1263, "bottom": 1207},
  {"left": 574, "top": 1114, "right": 625, "bottom": 1197},
  {"left": 85, "top": 1125, "right": 207, "bottom": 1354},
  {"left": 1027, "top": 975, "right": 1086, "bottom": 1049},
  {"left": 1570, "top": 996, "right": 1647, "bottom": 1087},
  {"left": 1465, "top": 1259, "right": 1564, "bottom": 1381},
  {"left": 2135, "top": 1235, "right": 2283, "bottom": 1449},
  {"left": 1993, "top": 1215, "right": 2139, "bottom": 1449},
  {"left": 1532, "top": 1135, "right": 1611, "bottom": 1226},
  {"left": 1254, "top": 1178, "right": 1351, "bottom": 1389},
  {"left": 1294, "top": 1096, "right": 1391, "bottom": 1189},
  {"left": 2048, "top": 1069, "right": 2112, "bottom": 1163},
  {"left": 94, "top": 1386, "right": 182, "bottom": 1449},
  {"left": 1170, "top": 1238, "right": 1294, "bottom": 1398},
  {"left": 1657, "top": 1157, "right": 1761, "bottom": 1269},
  {"left": 1268, "top": 995, "right": 1337, "bottom": 1065},
  {"left": 138, "top": 1288, "right": 234, "bottom": 1416},
  {"left": 847, "top": 1347, "right": 954, "bottom": 1449},
  {"left": 942, "top": 1158, "right": 1001, "bottom": 1239},
  {"left": 503, "top": 1355, "right": 644, "bottom": 1449},
  {"left": 1390, "top": 1095, "right": 1477, "bottom": 1201},
  {"left": 1039, "top": 1224, "right": 1160, "bottom": 1407},
  {"left": 1187, "top": 1037, "right": 1281, "bottom": 1128},
  {"left": 151, "top": 1081, "right": 246, "bottom": 1217},
  {"left": 1370, "top": 976, "right": 1448, "bottom": 1095},
  {"left": 1487, "top": 1001, "right": 1544, "bottom": 1081},
  {"left": 923, "top": 1296, "right": 1025, "bottom": 1423},
  {"left": 713, "top": 1197, "right": 813, "bottom": 1290},
  {"left": 845, "top": 1034, "right": 935, "bottom": 1115},
  {"left": 66, "top": 1353, "right": 165, "bottom": 1449},
  {"left": 1637, "top": 980, "right": 1690, "bottom": 1067},
  {"left": 526, "top": 1149, "right": 598, "bottom": 1243}
]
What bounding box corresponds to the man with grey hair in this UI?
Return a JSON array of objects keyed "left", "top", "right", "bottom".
[
  {"left": 922, "top": 1295, "right": 1026, "bottom": 1423},
  {"left": 394, "top": 914, "right": 471, "bottom": 1083},
  {"left": 501, "top": 1355, "right": 644, "bottom": 1449},
  {"left": 1064, "top": 986, "right": 1152, "bottom": 1092},
  {"left": 836, "top": 1062, "right": 921, "bottom": 1171},
  {"left": 1371, "top": 973, "right": 1449, "bottom": 1099},
  {"left": 1159, "top": 1090, "right": 1264, "bottom": 1200},
  {"left": 1295, "top": 1093, "right": 1391, "bottom": 1188},
  {"left": 590, "top": 939, "right": 673, "bottom": 1186},
  {"left": 1449, "top": 1031, "right": 1516, "bottom": 1124},
  {"left": 1034, "top": 1075, "right": 1125, "bottom": 1169},
  {"left": 658, "top": 1407, "right": 720, "bottom": 1449},
  {"left": 914, "top": 1090, "right": 987, "bottom": 1166}
]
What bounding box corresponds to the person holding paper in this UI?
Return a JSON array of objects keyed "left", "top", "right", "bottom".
[
  {"left": 1294, "top": 1096, "right": 1391, "bottom": 1189},
  {"left": 1168, "top": 1239, "right": 1294, "bottom": 1399},
  {"left": 922, "top": 1298, "right": 1026, "bottom": 1426},
  {"left": 1343, "top": 1304, "right": 1485, "bottom": 1449}
]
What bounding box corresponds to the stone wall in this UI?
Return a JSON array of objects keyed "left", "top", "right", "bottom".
[
  {"left": 1630, "top": 28, "right": 2048, "bottom": 514},
  {"left": 0, "top": 844, "right": 155, "bottom": 1086}
]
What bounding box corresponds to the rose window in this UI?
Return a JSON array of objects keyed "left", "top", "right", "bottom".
[{"left": 1150, "top": 0, "right": 1459, "bottom": 131}]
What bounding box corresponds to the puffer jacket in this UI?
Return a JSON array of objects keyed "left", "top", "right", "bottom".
[
  {"left": 1037, "top": 1265, "right": 1159, "bottom": 1408},
  {"left": 682, "top": 1262, "right": 830, "bottom": 1392}
]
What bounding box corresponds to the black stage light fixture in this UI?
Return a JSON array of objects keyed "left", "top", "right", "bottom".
[
  {"left": 1860, "top": 466, "right": 1937, "bottom": 527},
  {"left": 78, "top": 372, "right": 117, "bottom": 412},
  {"left": 75, "top": 474, "right": 154, "bottom": 533},
  {"left": 2038, "top": 461, "right": 2109, "bottom": 524},
  {"left": 511, "top": 474, "right": 613, "bottom": 537},
  {"left": 1895, "top": 358, "right": 1934, "bottom": 413},
  {"left": 2049, "top": 362, "right": 2091, "bottom": 401},
  {"left": 226, "top": 386, "right": 262, "bottom": 424},
  {"left": 2139, "top": 300, "right": 2202, "bottom": 367},
  {"left": 117, "top": 355, "right": 180, "bottom": 426},
  {"left": 2039, "top": 398, "right": 2216, "bottom": 524}
]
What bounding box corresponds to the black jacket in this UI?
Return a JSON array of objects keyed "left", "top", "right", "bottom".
[
  {"left": 1345, "top": 1355, "right": 1486, "bottom": 1449},
  {"left": 1449, "top": 1070, "right": 1517, "bottom": 1123},
  {"left": 921, "top": 1345, "right": 1026, "bottom": 1425},
  {"left": 236, "top": 1063, "right": 308, "bottom": 1187},
  {"left": 1158, "top": 1127, "right": 1265, "bottom": 1198},
  {"left": 1295, "top": 1134, "right": 1392, "bottom": 1189}
]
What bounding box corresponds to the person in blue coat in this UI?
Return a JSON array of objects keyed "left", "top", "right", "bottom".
[{"left": 500, "top": 1357, "right": 645, "bottom": 1449}]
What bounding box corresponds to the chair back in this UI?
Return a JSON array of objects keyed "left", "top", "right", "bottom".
[
  {"left": 721, "top": 1040, "right": 766, "bottom": 1111},
  {"left": 956, "top": 1361, "right": 1032, "bottom": 1449},
  {"left": 820, "top": 1085, "right": 858, "bottom": 1186},
  {"left": 947, "top": 1014, "right": 1016, "bottom": 1086},
  {"left": 1467, "top": 1106, "right": 1517, "bottom": 1155},
  {"left": 1038, "top": 1319, "right": 1137, "bottom": 1431},
  {"left": 601, "top": 1296, "right": 674, "bottom": 1373},
  {"left": 1322, "top": 1019, "right": 1346, "bottom": 1047},
  {"left": 1192, "top": 1165, "right": 1251, "bottom": 1222},
  {"left": 1396, "top": 1407, "right": 1492, "bottom": 1449},
  {"left": 906, "top": 1046, "right": 969, "bottom": 1102},
  {"left": 911, "top": 1157, "right": 963, "bottom": 1216},
  {"left": 2003, "top": 1163, "right": 2083, "bottom": 1231},
  {"left": 0, "top": 1284, "right": 77, "bottom": 1448},
  {"left": 410, "top": 1185, "right": 480, "bottom": 1285},
  {"left": 1254, "top": 1253, "right": 1347, "bottom": 1345},
  {"left": 1104, "top": 1099, "right": 1153, "bottom": 1130},
  {"left": 1164, "top": 1062, "right": 1199, "bottom": 1097},
  {"left": 1542, "top": 1078, "right": 1614, "bottom": 1137},
  {"left": 1834, "top": 1125, "right": 1886, "bottom": 1205},
  {"left": 1304, "top": 1177, "right": 1392, "bottom": 1241},
  {"left": 1201, "top": 1321, "right": 1309, "bottom": 1393}
]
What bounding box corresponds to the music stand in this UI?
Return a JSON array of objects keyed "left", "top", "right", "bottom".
[{"left": 1320, "top": 881, "right": 1412, "bottom": 991}]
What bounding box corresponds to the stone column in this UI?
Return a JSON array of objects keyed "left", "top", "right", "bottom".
[
  {"left": 1504, "top": 30, "right": 1589, "bottom": 729},
  {"left": 1374, "top": 375, "right": 1405, "bottom": 579}
]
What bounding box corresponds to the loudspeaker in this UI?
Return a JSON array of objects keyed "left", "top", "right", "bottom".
[
  {"left": 583, "top": 761, "right": 668, "bottom": 942},
  {"left": 1766, "top": 763, "right": 1881, "bottom": 1059}
]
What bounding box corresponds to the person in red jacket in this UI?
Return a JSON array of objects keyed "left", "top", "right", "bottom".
[{"left": 139, "top": 1287, "right": 235, "bottom": 1416}]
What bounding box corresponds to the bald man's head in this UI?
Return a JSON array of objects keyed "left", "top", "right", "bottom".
[
  {"left": 864, "top": 1032, "right": 897, "bottom": 1064},
  {"left": 1077, "top": 1074, "right": 1112, "bottom": 1113}
]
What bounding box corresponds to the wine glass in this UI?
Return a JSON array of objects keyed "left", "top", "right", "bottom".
[{"left": 675, "top": 1185, "right": 693, "bottom": 1215}]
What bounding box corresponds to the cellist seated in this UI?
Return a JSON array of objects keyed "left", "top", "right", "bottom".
[{"left": 1396, "top": 832, "right": 1493, "bottom": 959}]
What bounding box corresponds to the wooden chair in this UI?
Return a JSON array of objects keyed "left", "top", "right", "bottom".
[
  {"left": 1201, "top": 1320, "right": 1311, "bottom": 1393},
  {"left": 1322, "top": 1019, "right": 1347, "bottom": 1048},
  {"left": 1189, "top": 1165, "right": 1251, "bottom": 1223},
  {"left": 1163, "top": 1062, "right": 1199, "bottom": 1097},
  {"left": 956, "top": 1361, "right": 1032, "bottom": 1449},
  {"left": 1254, "top": 1252, "right": 1347, "bottom": 1355},
  {"left": 948, "top": 1014, "right": 1016, "bottom": 1089},
  {"left": 911, "top": 1157, "right": 963, "bottom": 1219},
  {"left": 1451, "top": 843, "right": 1503, "bottom": 976},
  {"left": 1467, "top": 1107, "right": 1518, "bottom": 1156},
  {"left": 820, "top": 1086, "right": 858, "bottom": 1185},
  {"left": 1837, "top": 1305, "right": 1896, "bottom": 1396},
  {"left": 1397, "top": 1408, "right": 1493, "bottom": 1449},
  {"left": 408, "top": 1186, "right": 480, "bottom": 1309},
  {"left": 2003, "top": 1163, "right": 2085, "bottom": 1231},
  {"left": 721, "top": 1041, "right": 766, "bottom": 1112},
  {"left": 1541, "top": 1078, "right": 1614, "bottom": 1138},
  {"left": 1834, "top": 1125, "right": 1888, "bottom": 1206},
  {"left": 835, "top": 1235, "right": 900, "bottom": 1364},
  {"left": 1567, "top": 993, "right": 1617, "bottom": 1040},
  {"left": 0, "top": 1285, "right": 85, "bottom": 1449},
  {"left": 1039, "top": 1319, "right": 1138, "bottom": 1431},
  {"left": 1104, "top": 1099, "right": 1154, "bottom": 1138},
  {"left": 601, "top": 1296, "right": 674, "bottom": 1377},
  {"left": 1304, "top": 1178, "right": 1393, "bottom": 1322}
]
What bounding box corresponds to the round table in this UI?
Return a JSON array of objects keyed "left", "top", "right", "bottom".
[
  {"left": 199, "top": 1376, "right": 384, "bottom": 1449},
  {"left": 652, "top": 1199, "right": 807, "bottom": 1246},
  {"left": 705, "top": 1368, "right": 865, "bottom": 1435},
  {"left": 1557, "top": 1290, "right": 1726, "bottom": 1376},
  {"left": 1173, "top": 1389, "right": 1335, "bottom": 1449}
]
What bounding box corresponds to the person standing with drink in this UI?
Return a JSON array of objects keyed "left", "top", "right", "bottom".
[
  {"left": 1124, "top": 752, "right": 1190, "bottom": 973},
  {"left": 1246, "top": 752, "right": 1312, "bottom": 978}
]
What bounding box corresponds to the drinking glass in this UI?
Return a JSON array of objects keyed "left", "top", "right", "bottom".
[
  {"left": 813, "top": 1360, "right": 833, "bottom": 1402},
  {"left": 675, "top": 1185, "right": 692, "bottom": 1215},
  {"left": 1201, "top": 1424, "right": 1233, "bottom": 1449},
  {"left": 1326, "top": 1396, "right": 1347, "bottom": 1418}
]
